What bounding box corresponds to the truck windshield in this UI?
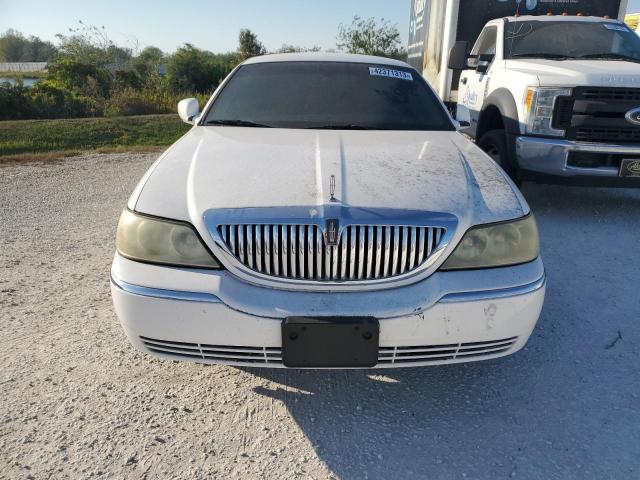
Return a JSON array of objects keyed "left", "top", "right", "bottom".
[
  {"left": 204, "top": 62, "right": 455, "bottom": 131},
  {"left": 504, "top": 21, "right": 640, "bottom": 62}
]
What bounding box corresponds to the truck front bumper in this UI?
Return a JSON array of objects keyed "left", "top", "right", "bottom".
[{"left": 515, "top": 136, "right": 640, "bottom": 186}]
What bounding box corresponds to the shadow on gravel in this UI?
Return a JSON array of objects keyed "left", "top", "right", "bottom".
[
  {"left": 243, "top": 184, "right": 640, "bottom": 480},
  {"left": 245, "top": 356, "right": 557, "bottom": 479}
]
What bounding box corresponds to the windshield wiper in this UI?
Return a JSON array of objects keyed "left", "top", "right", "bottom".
[
  {"left": 576, "top": 53, "right": 640, "bottom": 63},
  {"left": 205, "top": 119, "right": 274, "bottom": 128},
  {"left": 510, "top": 53, "right": 575, "bottom": 60},
  {"left": 305, "top": 124, "right": 376, "bottom": 130}
]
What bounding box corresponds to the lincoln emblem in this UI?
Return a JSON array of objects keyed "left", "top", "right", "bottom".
[
  {"left": 324, "top": 219, "right": 339, "bottom": 246},
  {"left": 329, "top": 174, "right": 336, "bottom": 202}
]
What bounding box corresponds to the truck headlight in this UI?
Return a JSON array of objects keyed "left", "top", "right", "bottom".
[
  {"left": 524, "top": 87, "right": 572, "bottom": 137},
  {"left": 116, "top": 209, "right": 222, "bottom": 268},
  {"left": 440, "top": 215, "right": 539, "bottom": 270}
]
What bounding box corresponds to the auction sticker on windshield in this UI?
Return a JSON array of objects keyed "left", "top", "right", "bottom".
[{"left": 369, "top": 67, "right": 413, "bottom": 81}]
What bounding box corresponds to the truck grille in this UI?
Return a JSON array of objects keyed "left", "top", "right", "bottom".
[
  {"left": 218, "top": 224, "right": 445, "bottom": 281},
  {"left": 558, "top": 87, "right": 640, "bottom": 144},
  {"left": 574, "top": 127, "right": 640, "bottom": 143},
  {"left": 579, "top": 87, "right": 640, "bottom": 102}
]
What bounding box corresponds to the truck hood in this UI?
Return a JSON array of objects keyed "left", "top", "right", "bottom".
[
  {"left": 132, "top": 127, "right": 526, "bottom": 234},
  {"left": 505, "top": 59, "right": 640, "bottom": 87}
]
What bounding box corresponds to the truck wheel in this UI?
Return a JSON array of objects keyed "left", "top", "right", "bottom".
[{"left": 477, "top": 130, "right": 521, "bottom": 186}]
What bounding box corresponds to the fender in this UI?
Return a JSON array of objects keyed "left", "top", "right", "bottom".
[
  {"left": 478, "top": 88, "right": 520, "bottom": 137},
  {"left": 477, "top": 88, "right": 521, "bottom": 168}
]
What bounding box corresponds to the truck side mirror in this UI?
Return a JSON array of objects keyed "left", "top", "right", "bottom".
[
  {"left": 448, "top": 41, "right": 470, "bottom": 70},
  {"left": 475, "top": 53, "right": 495, "bottom": 74}
]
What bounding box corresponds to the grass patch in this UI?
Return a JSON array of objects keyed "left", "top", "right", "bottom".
[{"left": 0, "top": 114, "right": 191, "bottom": 159}]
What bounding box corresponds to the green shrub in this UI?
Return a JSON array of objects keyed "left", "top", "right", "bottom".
[
  {"left": 28, "top": 81, "right": 102, "bottom": 118},
  {"left": 0, "top": 84, "right": 33, "bottom": 120},
  {"left": 104, "top": 88, "right": 161, "bottom": 116},
  {"left": 105, "top": 88, "right": 211, "bottom": 117}
]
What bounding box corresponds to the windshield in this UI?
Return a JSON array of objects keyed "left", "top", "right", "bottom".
[
  {"left": 504, "top": 21, "right": 640, "bottom": 61},
  {"left": 203, "top": 62, "right": 454, "bottom": 131}
]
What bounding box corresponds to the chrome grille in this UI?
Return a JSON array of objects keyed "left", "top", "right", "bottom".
[{"left": 218, "top": 224, "right": 445, "bottom": 281}]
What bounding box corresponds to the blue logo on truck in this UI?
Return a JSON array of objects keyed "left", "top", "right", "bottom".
[{"left": 497, "top": 0, "right": 538, "bottom": 10}]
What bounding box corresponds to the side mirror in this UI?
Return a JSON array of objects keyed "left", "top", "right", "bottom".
[
  {"left": 475, "top": 53, "right": 494, "bottom": 74},
  {"left": 448, "top": 41, "right": 470, "bottom": 70},
  {"left": 178, "top": 98, "right": 200, "bottom": 124}
]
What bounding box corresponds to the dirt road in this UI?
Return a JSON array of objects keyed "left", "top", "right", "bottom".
[{"left": 1, "top": 153, "right": 639, "bottom": 479}]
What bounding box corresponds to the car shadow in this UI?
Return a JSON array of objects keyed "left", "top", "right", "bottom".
[{"left": 241, "top": 352, "right": 549, "bottom": 479}]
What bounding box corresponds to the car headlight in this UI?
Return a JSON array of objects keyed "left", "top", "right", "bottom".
[
  {"left": 440, "top": 215, "right": 539, "bottom": 270},
  {"left": 116, "top": 209, "right": 222, "bottom": 268},
  {"left": 524, "top": 87, "right": 572, "bottom": 137}
]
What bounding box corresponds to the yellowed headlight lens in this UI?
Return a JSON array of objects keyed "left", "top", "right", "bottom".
[
  {"left": 441, "top": 215, "right": 539, "bottom": 270},
  {"left": 116, "top": 210, "right": 221, "bottom": 268}
]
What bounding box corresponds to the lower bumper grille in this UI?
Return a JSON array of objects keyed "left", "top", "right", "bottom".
[
  {"left": 140, "top": 336, "right": 282, "bottom": 364},
  {"left": 377, "top": 336, "right": 518, "bottom": 365},
  {"left": 140, "top": 336, "right": 518, "bottom": 366}
]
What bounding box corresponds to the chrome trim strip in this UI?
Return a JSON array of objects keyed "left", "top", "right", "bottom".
[
  {"left": 391, "top": 226, "right": 399, "bottom": 276},
  {"left": 374, "top": 226, "right": 382, "bottom": 278},
  {"left": 290, "top": 225, "right": 297, "bottom": 278},
  {"left": 111, "top": 275, "right": 222, "bottom": 303},
  {"left": 299, "top": 225, "right": 306, "bottom": 279},
  {"left": 439, "top": 275, "right": 546, "bottom": 303},
  {"left": 264, "top": 225, "right": 271, "bottom": 275},
  {"left": 408, "top": 227, "right": 417, "bottom": 271},
  {"left": 255, "top": 225, "right": 263, "bottom": 273},
  {"left": 340, "top": 228, "right": 348, "bottom": 279},
  {"left": 366, "top": 227, "right": 374, "bottom": 279},
  {"left": 383, "top": 226, "right": 391, "bottom": 277}
]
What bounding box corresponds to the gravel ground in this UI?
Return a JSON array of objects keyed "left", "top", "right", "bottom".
[{"left": 1, "top": 152, "right": 639, "bottom": 480}]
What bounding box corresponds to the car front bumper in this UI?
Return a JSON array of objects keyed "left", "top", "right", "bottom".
[
  {"left": 515, "top": 136, "right": 640, "bottom": 186},
  {"left": 110, "top": 253, "right": 546, "bottom": 368}
]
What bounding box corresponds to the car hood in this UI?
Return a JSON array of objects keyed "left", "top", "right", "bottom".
[
  {"left": 132, "top": 127, "right": 527, "bottom": 234},
  {"left": 504, "top": 59, "right": 640, "bottom": 87}
]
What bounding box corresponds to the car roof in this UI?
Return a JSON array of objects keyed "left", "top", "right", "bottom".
[
  {"left": 242, "top": 52, "right": 411, "bottom": 68},
  {"left": 503, "top": 15, "right": 622, "bottom": 23}
]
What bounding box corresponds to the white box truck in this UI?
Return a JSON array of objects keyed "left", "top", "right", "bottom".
[{"left": 409, "top": 0, "right": 640, "bottom": 186}]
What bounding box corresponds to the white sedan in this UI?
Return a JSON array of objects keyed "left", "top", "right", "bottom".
[{"left": 110, "top": 53, "right": 545, "bottom": 368}]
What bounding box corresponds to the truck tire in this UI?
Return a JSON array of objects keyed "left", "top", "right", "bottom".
[{"left": 477, "top": 129, "right": 521, "bottom": 186}]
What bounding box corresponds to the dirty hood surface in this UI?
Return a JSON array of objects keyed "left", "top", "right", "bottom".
[{"left": 133, "top": 127, "right": 527, "bottom": 229}]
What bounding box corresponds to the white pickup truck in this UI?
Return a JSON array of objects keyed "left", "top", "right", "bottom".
[{"left": 409, "top": 0, "right": 640, "bottom": 186}]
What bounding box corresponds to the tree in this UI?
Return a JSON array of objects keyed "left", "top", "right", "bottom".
[
  {"left": 275, "top": 44, "right": 321, "bottom": 54},
  {"left": 138, "top": 46, "right": 164, "bottom": 64},
  {"left": 336, "top": 16, "right": 407, "bottom": 60},
  {"left": 237, "top": 29, "right": 265, "bottom": 61},
  {"left": 55, "top": 21, "right": 113, "bottom": 64},
  {"left": 0, "top": 29, "right": 57, "bottom": 62},
  {"left": 167, "top": 44, "right": 234, "bottom": 94}
]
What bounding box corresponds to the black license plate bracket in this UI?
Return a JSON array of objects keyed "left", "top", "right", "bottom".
[{"left": 282, "top": 317, "right": 379, "bottom": 368}]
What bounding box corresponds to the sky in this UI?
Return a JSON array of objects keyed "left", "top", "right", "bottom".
[
  {"left": 0, "top": 0, "right": 410, "bottom": 54},
  {"left": 2, "top": 0, "right": 640, "bottom": 55}
]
